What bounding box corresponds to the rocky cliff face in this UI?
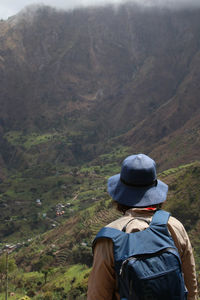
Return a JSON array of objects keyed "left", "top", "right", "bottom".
[{"left": 0, "top": 4, "right": 200, "bottom": 173}]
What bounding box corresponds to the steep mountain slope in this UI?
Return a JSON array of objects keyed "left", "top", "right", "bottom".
[
  {"left": 0, "top": 6, "right": 200, "bottom": 290},
  {"left": 118, "top": 45, "right": 200, "bottom": 170},
  {"left": 0, "top": 4, "right": 200, "bottom": 174}
]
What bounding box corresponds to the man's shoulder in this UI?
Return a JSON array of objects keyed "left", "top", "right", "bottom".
[
  {"left": 168, "top": 215, "right": 185, "bottom": 229},
  {"left": 168, "top": 215, "right": 187, "bottom": 237},
  {"left": 104, "top": 210, "right": 186, "bottom": 235}
]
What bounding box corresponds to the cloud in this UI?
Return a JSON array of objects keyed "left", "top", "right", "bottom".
[{"left": 1, "top": 0, "right": 200, "bottom": 20}]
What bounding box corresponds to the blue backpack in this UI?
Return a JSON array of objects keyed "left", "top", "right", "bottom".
[{"left": 93, "top": 209, "right": 188, "bottom": 300}]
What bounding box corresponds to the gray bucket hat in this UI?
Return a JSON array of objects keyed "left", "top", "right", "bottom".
[{"left": 107, "top": 154, "right": 168, "bottom": 207}]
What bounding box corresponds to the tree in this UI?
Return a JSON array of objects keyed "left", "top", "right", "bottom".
[
  {"left": 0, "top": 252, "right": 17, "bottom": 294},
  {"left": 33, "top": 254, "right": 54, "bottom": 284}
]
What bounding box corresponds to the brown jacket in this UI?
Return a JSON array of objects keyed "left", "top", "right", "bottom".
[{"left": 87, "top": 208, "right": 198, "bottom": 300}]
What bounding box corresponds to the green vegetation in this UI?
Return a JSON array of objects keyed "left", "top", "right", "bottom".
[
  {"left": 159, "top": 162, "right": 196, "bottom": 177},
  {"left": 0, "top": 150, "right": 199, "bottom": 298},
  {"left": 0, "top": 144, "right": 130, "bottom": 243},
  {"left": 4, "top": 131, "right": 80, "bottom": 150},
  {"left": 1, "top": 5, "right": 200, "bottom": 299}
]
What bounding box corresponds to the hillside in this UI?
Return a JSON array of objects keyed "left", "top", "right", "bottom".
[
  {"left": 0, "top": 4, "right": 200, "bottom": 175},
  {"left": 0, "top": 3, "right": 200, "bottom": 298},
  {"left": 0, "top": 161, "right": 199, "bottom": 299}
]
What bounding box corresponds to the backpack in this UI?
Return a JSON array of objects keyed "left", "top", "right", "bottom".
[{"left": 93, "top": 209, "right": 188, "bottom": 300}]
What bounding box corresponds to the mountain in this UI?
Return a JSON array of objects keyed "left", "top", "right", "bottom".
[
  {"left": 0, "top": 4, "right": 200, "bottom": 298},
  {"left": 0, "top": 4, "right": 200, "bottom": 176}
]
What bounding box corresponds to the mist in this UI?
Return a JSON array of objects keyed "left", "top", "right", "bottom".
[{"left": 1, "top": 0, "right": 200, "bottom": 20}]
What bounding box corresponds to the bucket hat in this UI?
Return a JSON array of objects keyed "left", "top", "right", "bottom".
[{"left": 107, "top": 154, "right": 168, "bottom": 207}]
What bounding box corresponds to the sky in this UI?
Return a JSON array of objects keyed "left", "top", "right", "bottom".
[{"left": 1, "top": 0, "right": 200, "bottom": 20}]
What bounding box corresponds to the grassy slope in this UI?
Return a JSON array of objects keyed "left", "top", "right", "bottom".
[
  {"left": 0, "top": 159, "right": 199, "bottom": 299},
  {"left": 0, "top": 143, "right": 131, "bottom": 243}
]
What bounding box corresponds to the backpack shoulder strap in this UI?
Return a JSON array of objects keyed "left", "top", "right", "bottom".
[
  {"left": 92, "top": 227, "right": 124, "bottom": 251},
  {"left": 95, "top": 226, "right": 122, "bottom": 240},
  {"left": 150, "top": 209, "right": 170, "bottom": 227}
]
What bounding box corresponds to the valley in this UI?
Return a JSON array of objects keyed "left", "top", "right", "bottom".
[{"left": 0, "top": 3, "right": 200, "bottom": 299}]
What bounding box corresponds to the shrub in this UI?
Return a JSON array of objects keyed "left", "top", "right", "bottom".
[{"left": 42, "top": 291, "right": 54, "bottom": 300}]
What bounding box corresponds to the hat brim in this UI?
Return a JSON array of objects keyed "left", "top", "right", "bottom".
[{"left": 107, "top": 174, "right": 168, "bottom": 207}]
